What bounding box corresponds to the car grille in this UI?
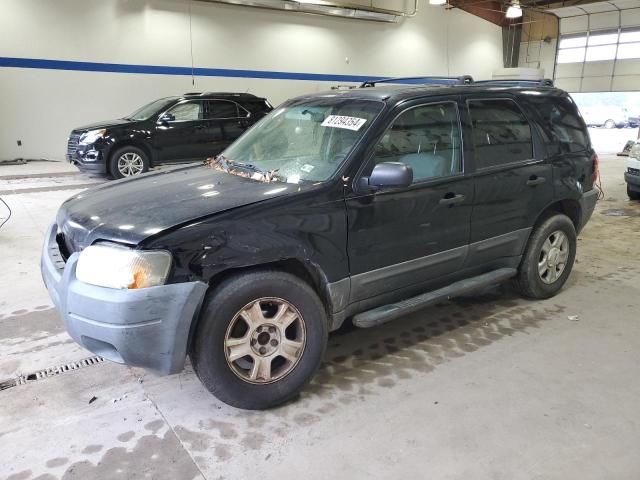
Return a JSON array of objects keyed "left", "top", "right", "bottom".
[
  {"left": 67, "top": 133, "right": 81, "bottom": 156},
  {"left": 628, "top": 167, "right": 640, "bottom": 176}
]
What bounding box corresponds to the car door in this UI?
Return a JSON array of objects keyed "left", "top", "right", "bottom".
[
  {"left": 345, "top": 99, "right": 474, "bottom": 304},
  {"left": 463, "top": 96, "right": 553, "bottom": 269},
  {"left": 153, "top": 100, "right": 209, "bottom": 162},
  {"left": 207, "top": 100, "right": 249, "bottom": 154}
]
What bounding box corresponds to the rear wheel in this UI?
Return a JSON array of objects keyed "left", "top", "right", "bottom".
[
  {"left": 109, "top": 146, "right": 149, "bottom": 179},
  {"left": 604, "top": 119, "right": 616, "bottom": 129},
  {"left": 512, "top": 214, "right": 576, "bottom": 299},
  {"left": 628, "top": 185, "right": 640, "bottom": 201},
  {"left": 190, "top": 270, "right": 328, "bottom": 410}
]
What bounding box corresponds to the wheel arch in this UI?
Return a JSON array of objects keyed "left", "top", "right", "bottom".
[
  {"left": 187, "top": 258, "right": 336, "bottom": 350},
  {"left": 534, "top": 198, "right": 581, "bottom": 232},
  {"left": 109, "top": 140, "right": 154, "bottom": 167}
]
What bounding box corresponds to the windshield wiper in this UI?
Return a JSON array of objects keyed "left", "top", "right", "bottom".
[{"left": 206, "top": 155, "right": 284, "bottom": 183}]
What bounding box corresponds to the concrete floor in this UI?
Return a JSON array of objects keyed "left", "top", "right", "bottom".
[{"left": 1, "top": 150, "right": 639, "bottom": 480}]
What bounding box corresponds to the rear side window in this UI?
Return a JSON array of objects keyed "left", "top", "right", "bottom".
[
  {"left": 529, "top": 96, "right": 590, "bottom": 154},
  {"left": 243, "top": 99, "right": 272, "bottom": 114},
  {"left": 468, "top": 99, "right": 533, "bottom": 169},
  {"left": 208, "top": 100, "right": 240, "bottom": 119}
]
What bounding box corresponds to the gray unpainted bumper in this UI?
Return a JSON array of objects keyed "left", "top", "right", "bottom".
[
  {"left": 578, "top": 188, "right": 598, "bottom": 233},
  {"left": 625, "top": 172, "right": 640, "bottom": 191},
  {"left": 40, "top": 223, "right": 207, "bottom": 375}
]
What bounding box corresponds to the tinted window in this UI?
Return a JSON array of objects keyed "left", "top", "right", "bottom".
[
  {"left": 209, "top": 101, "right": 239, "bottom": 119},
  {"left": 529, "top": 96, "right": 589, "bottom": 154},
  {"left": 166, "top": 101, "right": 203, "bottom": 121},
  {"left": 468, "top": 99, "right": 533, "bottom": 169},
  {"left": 373, "top": 102, "right": 462, "bottom": 182}
]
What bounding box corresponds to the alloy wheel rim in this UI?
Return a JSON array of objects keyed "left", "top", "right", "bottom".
[
  {"left": 117, "top": 152, "right": 144, "bottom": 176},
  {"left": 224, "top": 298, "right": 306, "bottom": 384},
  {"left": 538, "top": 230, "right": 570, "bottom": 284}
]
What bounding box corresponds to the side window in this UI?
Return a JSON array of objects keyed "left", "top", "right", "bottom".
[
  {"left": 166, "top": 101, "right": 203, "bottom": 121},
  {"left": 468, "top": 99, "right": 533, "bottom": 169},
  {"left": 209, "top": 101, "right": 240, "bottom": 119},
  {"left": 531, "top": 97, "right": 590, "bottom": 154},
  {"left": 373, "top": 102, "right": 462, "bottom": 183}
]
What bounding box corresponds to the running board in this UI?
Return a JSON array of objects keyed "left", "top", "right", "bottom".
[{"left": 352, "top": 268, "right": 517, "bottom": 328}]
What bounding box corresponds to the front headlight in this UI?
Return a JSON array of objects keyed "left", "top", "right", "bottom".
[
  {"left": 79, "top": 129, "right": 106, "bottom": 145},
  {"left": 76, "top": 244, "right": 172, "bottom": 289}
]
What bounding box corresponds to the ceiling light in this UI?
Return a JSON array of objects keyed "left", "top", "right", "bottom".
[
  {"left": 506, "top": 1, "right": 522, "bottom": 18},
  {"left": 429, "top": 0, "right": 447, "bottom": 4}
]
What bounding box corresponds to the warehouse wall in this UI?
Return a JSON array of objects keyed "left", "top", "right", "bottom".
[{"left": 0, "top": 0, "right": 503, "bottom": 161}]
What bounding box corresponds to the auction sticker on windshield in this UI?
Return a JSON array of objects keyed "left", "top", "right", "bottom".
[{"left": 321, "top": 115, "right": 367, "bottom": 131}]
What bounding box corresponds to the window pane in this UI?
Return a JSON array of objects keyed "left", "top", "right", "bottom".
[
  {"left": 586, "top": 44, "right": 617, "bottom": 61},
  {"left": 559, "top": 36, "right": 587, "bottom": 48},
  {"left": 468, "top": 99, "right": 533, "bottom": 169},
  {"left": 617, "top": 42, "right": 640, "bottom": 59},
  {"left": 620, "top": 30, "right": 640, "bottom": 43},
  {"left": 374, "top": 103, "right": 461, "bottom": 182},
  {"left": 558, "top": 47, "right": 586, "bottom": 63},
  {"left": 527, "top": 96, "right": 589, "bottom": 154},
  {"left": 209, "top": 101, "right": 238, "bottom": 119},
  {"left": 167, "top": 102, "right": 202, "bottom": 121},
  {"left": 588, "top": 32, "right": 618, "bottom": 46}
]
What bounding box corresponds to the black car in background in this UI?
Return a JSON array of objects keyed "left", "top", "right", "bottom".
[{"left": 66, "top": 92, "right": 272, "bottom": 178}]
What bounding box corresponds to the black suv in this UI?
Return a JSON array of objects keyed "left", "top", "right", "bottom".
[
  {"left": 66, "top": 92, "right": 272, "bottom": 178},
  {"left": 43, "top": 77, "right": 598, "bottom": 410}
]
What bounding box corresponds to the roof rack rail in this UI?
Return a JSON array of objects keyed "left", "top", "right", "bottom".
[
  {"left": 472, "top": 78, "right": 555, "bottom": 87},
  {"left": 360, "top": 75, "right": 474, "bottom": 88}
]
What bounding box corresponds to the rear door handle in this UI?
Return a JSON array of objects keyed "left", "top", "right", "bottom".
[
  {"left": 526, "top": 176, "right": 546, "bottom": 186},
  {"left": 439, "top": 193, "right": 466, "bottom": 206}
]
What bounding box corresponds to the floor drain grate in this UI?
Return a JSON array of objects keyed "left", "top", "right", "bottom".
[{"left": 0, "top": 356, "right": 105, "bottom": 392}]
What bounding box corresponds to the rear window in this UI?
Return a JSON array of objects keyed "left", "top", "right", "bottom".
[
  {"left": 529, "top": 96, "right": 590, "bottom": 155},
  {"left": 243, "top": 99, "right": 272, "bottom": 114},
  {"left": 468, "top": 99, "right": 533, "bottom": 169}
]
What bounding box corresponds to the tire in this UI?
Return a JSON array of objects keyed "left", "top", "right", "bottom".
[
  {"left": 512, "top": 214, "right": 577, "bottom": 300},
  {"left": 628, "top": 185, "right": 640, "bottom": 201},
  {"left": 604, "top": 119, "right": 616, "bottom": 129},
  {"left": 109, "top": 146, "right": 149, "bottom": 179},
  {"left": 190, "top": 270, "right": 328, "bottom": 410}
]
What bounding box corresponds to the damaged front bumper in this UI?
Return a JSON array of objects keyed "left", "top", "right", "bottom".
[{"left": 40, "top": 223, "right": 207, "bottom": 375}]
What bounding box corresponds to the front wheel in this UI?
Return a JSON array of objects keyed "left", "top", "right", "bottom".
[
  {"left": 109, "top": 146, "right": 149, "bottom": 179},
  {"left": 512, "top": 214, "right": 577, "bottom": 299},
  {"left": 604, "top": 119, "right": 616, "bottom": 129},
  {"left": 190, "top": 271, "right": 328, "bottom": 410}
]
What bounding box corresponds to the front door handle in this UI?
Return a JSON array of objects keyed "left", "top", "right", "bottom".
[
  {"left": 439, "top": 193, "right": 466, "bottom": 206},
  {"left": 526, "top": 176, "right": 546, "bottom": 187}
]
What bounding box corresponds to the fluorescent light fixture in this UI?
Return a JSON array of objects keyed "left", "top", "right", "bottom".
[
  {"left": 429, "top": 0, "right": 447, "bottom": 5},
  {"left": 506, "top": 1, "right": 522, "bottom": 18}
]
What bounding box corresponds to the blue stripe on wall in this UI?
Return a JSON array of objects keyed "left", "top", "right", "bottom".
[
  {"left": 0, "top": 56, "right": 379, "bottom": 83},
  {"left": 0, "top": 56, "right": 455, "bottom": 85}
]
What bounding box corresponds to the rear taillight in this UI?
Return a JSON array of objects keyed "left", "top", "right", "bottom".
[{"left": 591, "top": 153, "right": 599, "bottom": 183}]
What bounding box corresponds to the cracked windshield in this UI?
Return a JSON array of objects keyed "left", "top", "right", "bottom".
[{"left": 219, "top": 98, "right": 383, "bottom": 183}]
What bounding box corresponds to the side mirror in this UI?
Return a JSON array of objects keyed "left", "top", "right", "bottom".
[
  {"left": 158, "top": 113, "right": 175, "bottom": 124},
  {"left": 361, "top": 162, "right": 413, "bottom": 191}
]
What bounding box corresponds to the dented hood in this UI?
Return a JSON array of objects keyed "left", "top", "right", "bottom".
[{"left": 57, "top": 165, "right": 304, "bottom": 250}]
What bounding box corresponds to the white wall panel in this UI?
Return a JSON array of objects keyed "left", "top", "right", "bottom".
[
  {"left": 555, "top": 77, "right": 582, "bottom": 91},
  {"left": 621, "top": 8, "right": 640, "bottom": 27},
  {"left": 589, "top": 11, "right": 621, "bottom": 30},
  {"left": 555, "top": 62, "right": 584, "bottom": 78},
  {"left": 0, "top": 0, "right": 503, "bottom": 160},
  {"left": 560, "top": 16, "right": 589, "bottom": 34},
  {"left": 583, "top": 60, "right": 615, "bottom": 77},
  {"left": 612, "top": 74, "right": 640, "bottom": 90},
  {"left": 613, "top": 59, "right": 640, "bottom": 75},
  {"left": 581, "top": 76, "right": 614, "bottom": 91}
]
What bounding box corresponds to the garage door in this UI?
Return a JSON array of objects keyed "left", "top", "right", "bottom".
[{"left": 552, "top": 0, "right": 640, "bottom": 92}]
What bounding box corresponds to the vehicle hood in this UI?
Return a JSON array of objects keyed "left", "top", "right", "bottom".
[
  {"left": 72, "top": 118, "right": 135, "bottom": 132},
  {"left": 57, "top": 165, "right": 309, "bottom": 251}
]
